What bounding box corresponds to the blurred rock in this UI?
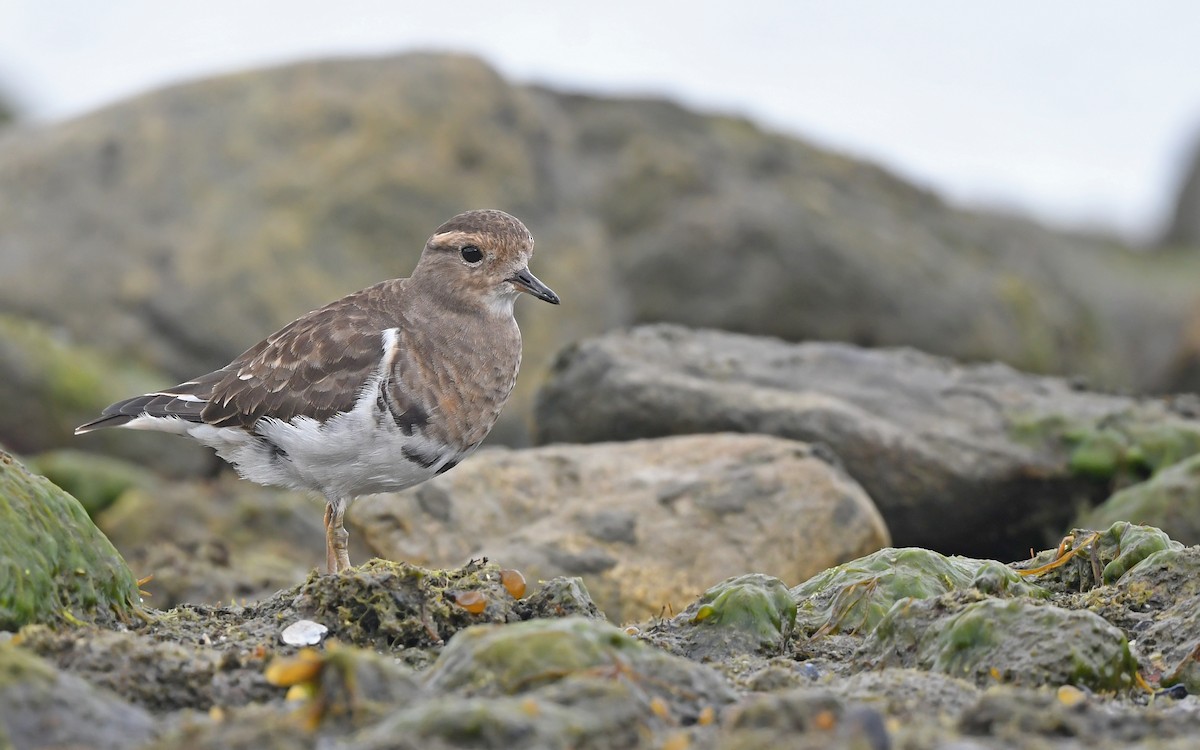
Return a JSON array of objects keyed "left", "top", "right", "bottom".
[
  {"left": 95, "top": 473, "right": 352, "bottom": 607},
  {"left": 2, "top": 53, "right": 1199, "bottom": 463},
  {"left": 0, "top": 644, "right": 154, "bottom": 750},
  {"left": 0, "top": 314, "right": 212, "bottom": 472},
  {"left": 350, "top": 433, "right": 889, "bottom": 622},
  {"left": 1078, "top": 455, "right": 1200, "bottom": 546},
  {"left": 534, "top": 325, "right": 1200, "bottom": 557},
  {"left": 26, "top": 448, "right": 151, "bottom": 517},
  {"left": 1163, "top": 130, "right": 1200, "bottom": 246}
]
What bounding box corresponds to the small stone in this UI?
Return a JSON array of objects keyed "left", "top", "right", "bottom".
[
  {"left": 280, "top": 620, "right": 328, "bottom": 646},
  {"left": 1157, "top": 684, "right": 1188, "bottom": 700}
]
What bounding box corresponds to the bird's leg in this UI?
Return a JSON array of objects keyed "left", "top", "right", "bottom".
[
  {"left": 323, "top": 497, "right": 351, "bottom": 574},
  {"left": 323, "top": 501, "right": 337, "bottom": 575}
]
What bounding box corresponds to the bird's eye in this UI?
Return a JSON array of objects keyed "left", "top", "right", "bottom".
[{"left": 461, "top": 246, "right": 483, "bottom": 264}]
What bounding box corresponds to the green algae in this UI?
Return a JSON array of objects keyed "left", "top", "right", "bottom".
[
  {"left": 863, "top": 595, "right": 1138, "bottom": 691},
  {"left": 691, "top": 574, "right": 796, "bottom": 651},
  {"left": 1010, "top": 410, "right": 1200, "bottom": 482},
  {"left": 425, "top": 616, "right": 643, "bottom": 694},
  {"left": 792, "top": 547, "right": 1047, "bottom": 636},
  {"left": 0, "top": 451, "right": 140, "bottom": 630},
  {"left": 418, "top": 615, "right": 736, "bottom": 741},
  {"left": 289, "top": 558, "right": 521, "bottom": 652}
]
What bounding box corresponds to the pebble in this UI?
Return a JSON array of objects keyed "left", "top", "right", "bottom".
[{"left": 280, "top": 619, "right": 328, "bottom": 646}]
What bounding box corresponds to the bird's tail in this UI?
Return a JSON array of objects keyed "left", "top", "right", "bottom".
[{"left": 75, "top": 386, "right": 211, "bottom": 435}]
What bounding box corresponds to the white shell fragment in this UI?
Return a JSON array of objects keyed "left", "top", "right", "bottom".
[{"left": 280, "top": 619, "right": 328, "bottom": 646}]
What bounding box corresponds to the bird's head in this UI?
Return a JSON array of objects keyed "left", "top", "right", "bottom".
[{"left": 414, "top": 209, "right": 560, "bottom": 316}]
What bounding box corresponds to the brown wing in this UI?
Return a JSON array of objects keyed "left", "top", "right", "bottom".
[
  {"left": 76, "top": 279, "right": 417, "bottom": 435},
  {"left": 200, "top": 282, "right": 405, "bottom": 429}
]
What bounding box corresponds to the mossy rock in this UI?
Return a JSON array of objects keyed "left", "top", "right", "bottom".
[
  {"left": 792, "top": 548, "right": 1047, "bottom": 636},
  {"left": 1009, "top": 410, "right": 1200, "bottom": 483},
  {"left": 288, "top": 559, "right": 523, "bottom": 652},
  {"left": 412, "top": 616, "right": 735, "bottom": 746},
  {"left": 1066, "top": 418, "right": 1200, "bottom": 480},
  {"left": 1102, "top": 546, "right": 1200, "bottom": 694},
  {"left": 0, "top": 451, "right": 140, "bottom": 630},
  {"left": 690, "top": 574, "right": 796, "bottom": 650},
  {"left": 424, "top": 616, "right": 736, "bottom": 712},
  {"left": 425, "top": 617, "right": 644, "bottom": 695},
  {"left": 643, "top": 573, "right": 797, "bottom": 659},
  {"left": 861, "top": 595, "right": 1138, "bottom": 691},
  {"left": 1078, "top": 455, "right": 1200, "bottom": 546}
]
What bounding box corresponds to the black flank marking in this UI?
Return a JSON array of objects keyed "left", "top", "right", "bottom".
[
  {"left": 392, "top": 402, "right": 429, "bottom": 436},
  {"left": 376, "top": 379, "right": 388, "bottom": 413},
  {"left": 436, "top": 459, "right": 458, "bottom": 476},
  {"left": 402, "top": 445, "right": 439, "bottom": 469},
  {"left": 378, "top": 377, "right": 430, "bottom": 436}
]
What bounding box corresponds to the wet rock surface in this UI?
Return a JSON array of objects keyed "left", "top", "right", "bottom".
[
  {"left": 535, "top": 325, "right": 1200, "bottom": 558},
  {"left": 3, "top": 523, "right": 1200, "bottom": 749}
]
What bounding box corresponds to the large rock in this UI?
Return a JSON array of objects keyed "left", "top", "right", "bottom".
[
  {"left": 0, "top": 315, "right": 212, "bottom": 473},
  {"left": 1163, "top": 130, "right": 1200, "bottom": 247},
  {"left": 0, "top": 450, "right": 141, "bottom": 630},
  {"left": 3, "top": 53, "right": 1200, "bottom": 456},
  {"left": 1078, "top": 454, "right": 1200, "bottom": 546},
  {"left": 533, "top": 325, "right": 1200, "bottom": 557},
  {"left": 0, "top": 645, "right": 155, "bottom": 750},
  {"left": 350, "top": 433, "right": 889, "bottom": 622}
]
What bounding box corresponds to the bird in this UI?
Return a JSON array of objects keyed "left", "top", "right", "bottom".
[{"left": 76, "top": 209, "right": 559, "bottom": 574}]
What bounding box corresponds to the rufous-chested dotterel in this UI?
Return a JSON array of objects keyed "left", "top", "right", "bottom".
[{"left": 77, "top": 209, "right": 560, "bottom": 573}]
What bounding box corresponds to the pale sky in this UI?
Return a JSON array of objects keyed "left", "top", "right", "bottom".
[{"left": 2, "top": 0, "right": 1198, "bottom": 242}]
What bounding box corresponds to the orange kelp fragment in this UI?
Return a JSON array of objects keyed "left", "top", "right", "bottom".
[
  {"left": 1016, "top": 532, "right": 1101, "bottom": 577},
  {"left": 265, "top": 648, "right": 323, "bottom": 687},
  {"left": 454, "top": 590, "right": 487, "bottom": 614},
  {"left": 500, "top": 568, "right": 527, "bottom": 599}
]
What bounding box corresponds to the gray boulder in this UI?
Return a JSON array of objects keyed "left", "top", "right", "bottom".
[{"left": 533, "top": 325, "right": 1200, "bottom": 557}]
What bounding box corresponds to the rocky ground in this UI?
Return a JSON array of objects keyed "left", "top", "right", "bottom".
[{"left": 6, "top": 326, "right": 1200, "bottom": 748}]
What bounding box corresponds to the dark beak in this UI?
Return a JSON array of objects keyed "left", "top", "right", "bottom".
[{"left": 509, "top": 268, "right": 560, "bottom": 304}]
